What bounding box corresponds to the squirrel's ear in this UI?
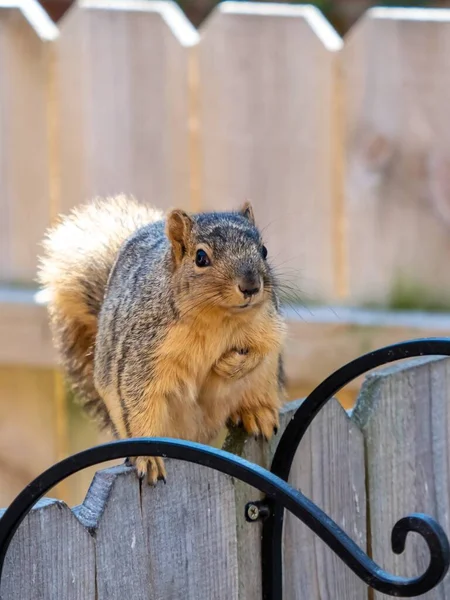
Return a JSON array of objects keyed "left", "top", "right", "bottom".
[
  {"left": 239, "top": 201, "right": 255, "bottom": 224},
  {"left": 166, "top": 209, "right": 193, "bottom": 263}
]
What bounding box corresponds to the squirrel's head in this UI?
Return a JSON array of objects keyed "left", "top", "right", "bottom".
[{"left": 166, "top": 202, "right": 275, "bottom": 313}]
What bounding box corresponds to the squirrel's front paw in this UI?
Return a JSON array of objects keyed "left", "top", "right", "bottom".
[
  {"left": 127, "top": 456, "right": 167, "bottom": 485},
  {"left": 213, "top": 348, "right": 260, "bottom": 379},
  {"left": 229, "top": 405, "right": 279, "bottom": 441}
]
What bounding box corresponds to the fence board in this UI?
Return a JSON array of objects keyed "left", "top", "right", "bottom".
[
  {"left": 343, "top": 8, "right": 450, "bottom": 306},
  {"left": 353, "top": 356, "right": 450, "bottom": 599},
  {"left": 0, "top": 498, "right": 95, "bottom": 599},
  {"left": 0, "top": 1, "right": 57, "bottom": 283},
  {"left": 2, "top": 389, "right": 450, "bottom": 598},
  {"left": 76, "top": 465, "right": 150, "bottom": 600},
  {"left": 56, "top": 0, "right": 198, "bottom": 214},
  {"left": 223, "top": 428, "right": 269, "bottom": 600},
  {"left": 140, "top": 459, "right": 239, "bottom": 599},
  {"left": 198, "top": 2, "right": 343, "bottom": 302},
  {"left": 283, "top": 397, "right": 367, "bottom": 598}
]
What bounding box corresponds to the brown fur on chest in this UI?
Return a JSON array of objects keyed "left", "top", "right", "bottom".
[
  {"left": 158, "top": 305, "right": 283, "bottom": 383},
  {"left": 134, "top": 303, "right": 285, "bottom": 445}
]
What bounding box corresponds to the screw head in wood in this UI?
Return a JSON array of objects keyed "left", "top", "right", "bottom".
[
  {"left": 246, "top": 503, "right": 260, "bottom": 521},
  {"left": 245, "top": 501, "right": 270, "bottom": 522}
]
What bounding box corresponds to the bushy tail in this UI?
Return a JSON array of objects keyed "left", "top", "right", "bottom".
[{"left": 38, "top": 195, "right": 163, "bottom": 430}]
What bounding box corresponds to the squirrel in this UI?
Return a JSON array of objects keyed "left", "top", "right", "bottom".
[{"left": 38, "top": 195, "right": 287, "bottom": 483}]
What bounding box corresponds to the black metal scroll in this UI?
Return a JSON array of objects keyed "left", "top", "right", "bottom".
[
  {"left": 0, "top": 338, "right": 449, "bottom": 598},
  {"left": 261, "top": 338, "right": 450, "bottom": 598}
]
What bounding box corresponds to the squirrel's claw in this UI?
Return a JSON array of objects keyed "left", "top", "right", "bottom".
[
  {"left": 231, "top": 405, "right": 280, "bottom": 442},
  {"left": 127, "top": 456, "right": 167, "bottom": 486},
  {"left": 227, "top": 413, "right": 243, "bottom": 429}
]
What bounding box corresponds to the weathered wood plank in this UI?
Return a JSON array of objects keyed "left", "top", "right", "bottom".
[
  {"left": 352, "top": 356, "right": 450, "bottom": 599},
  {"left": 223, "top": 398, "right": 367, "bottom": 599},
  {"left": 342, "top": 8, "right": 450, "bottom": 305},
  {"left": 223, "top": 429, "right": 268, "bottom": 600},
  {"left": 56, "top": 0, "right": 198, "bottom": 214},
  {"left": 198, "top": 2, "right": 343, "bottom": 302},
  {"left": 0, "top": 498, "right": 95, "bottom": 599},
  {"left": 140, "top": 459, "right": 239, "bottom": 599},
  {"left": 76, "top": 465, "right": 150, "bottom": 600},
  {"left": 282, "top": 398, "right": 367, "bottom": 598},
  {"left": 0, "top": 1, "right": 58, "bottom": 283}
]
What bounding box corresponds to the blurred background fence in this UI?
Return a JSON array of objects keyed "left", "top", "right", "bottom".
[{"left": 2, "top": 0, "right": 450, "bottom": 507}]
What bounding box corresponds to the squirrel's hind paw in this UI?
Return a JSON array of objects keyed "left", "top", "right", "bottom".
[{"left": 127, "top": 456, "right": 167, "bottom": 485}]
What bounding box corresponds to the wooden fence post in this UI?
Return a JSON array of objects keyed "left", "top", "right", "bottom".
[
  {"left": 141, "top": 460, "right": 239, "bottom": 599},
  {"left": 198, "top": 2, "right": 343, "bottom": 303},
  {"left": 0, "top": 498, "right": 95, "bottom": 598},
  {"left": 55, "top": 0, "right": 198, "bottom": 215},
  {"left": 353, "top": 356, "right": 450, "bottom": 599},
  {"left": 280, "top": 398, "right": 367, "bottom": 599},
  {"left": 0, "top": 398, "right": 367, "bottom": 599},
  {"left": 342, "top": 8, "right": 450, "bottom": 307},
  {"left": 76, "top": 466, "right": 151, "bottom": 599},
  {"left": 225, "top": 397, "right": 367, "bottom": 599}
]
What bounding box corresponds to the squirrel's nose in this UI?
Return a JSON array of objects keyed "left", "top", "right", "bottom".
[{"left": 238, "top": 275, "right": 261, "bottom": 299}]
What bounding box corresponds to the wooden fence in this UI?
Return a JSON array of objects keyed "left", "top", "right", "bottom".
[
  {"left": 1, "top": 355, "right": 450, "bottom": 599},
  {"left": 2, "top": 1, "right": 450, "bottom": 302},
  {"left": 2, "top": 1, "right": 450, "bottom": 505}
]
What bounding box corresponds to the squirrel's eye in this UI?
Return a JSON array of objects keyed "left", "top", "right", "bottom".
[
  {"left": 261, "top": 245, "right": 268, "bottom": 260},
  {"left": 195, "top": 249, "right": 211, "bottom": 267}
]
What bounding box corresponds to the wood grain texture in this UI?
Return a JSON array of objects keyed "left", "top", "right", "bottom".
[
  {"left": 222, "top": 401, "right": 312, "bottom": 600},
  {"left": 0, "top": 461, "right": 241, "bottom": 598},
  {"left": 56, "top": 0, "right": 198, "bottom": 215},
  {"left": 76, "top": 466, "right": 150, "bottom": 600},
  {"left": 283, "top": 397, "right": 367, "bottom": 598},
  {"left": 223, "top": 428, "right": 268, "bottom": 600},
  {"left": 198, "top": 2, "right": 343, "bottom": 302},
  {"left": 0, "top": 498, "right": 95, "bottom": 599},
  {"left": 141, "top": 459, "right": 239, "bottom": 600},
  {"left": 0, "top": 2, "right": 57, "bottom": 283},
  {"left": 343, "top": 8, "right": 450, "bottom": 305},
  {"left": 224, "top": 398, "right": 367, "bottom": 599},
  {"left": 352, "top": 356, "right": 450, "bottom": 599}
]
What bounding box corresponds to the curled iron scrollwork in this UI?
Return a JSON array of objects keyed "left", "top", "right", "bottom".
[
  {"left": 0, "top": 339, "right": 449, "bottom": 599},
  {"left": 262, "top": 337, "right": 450, "bottom": 599}
]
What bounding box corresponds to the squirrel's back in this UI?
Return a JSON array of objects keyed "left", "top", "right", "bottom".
[{"left": 38, "top": 195, "right": 163, "bottom": 429}]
